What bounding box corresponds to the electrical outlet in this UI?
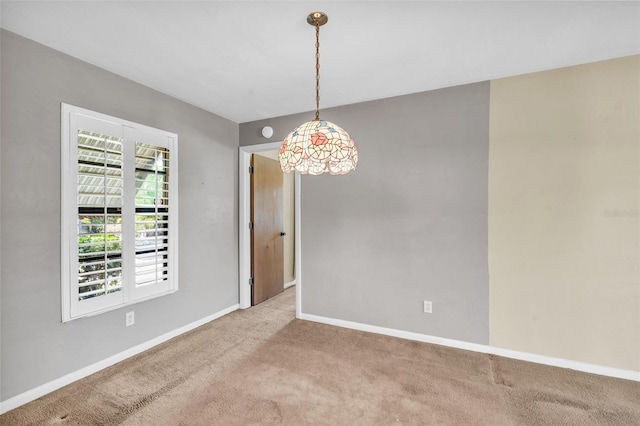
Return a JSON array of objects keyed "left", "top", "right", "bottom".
[
  {"left": 126, "top": 311, "right": 135, "bottom": 327},
  {"left": 423, "top": 301, "right": 433, "bottom": 314}
]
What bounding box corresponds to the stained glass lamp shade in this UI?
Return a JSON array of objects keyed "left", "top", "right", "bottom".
[
  {"left": 279, "top": 12, "right": 358, "bottom": 176},
  {"left": 279, "top": 120, "right": 358, "bottom": 175}
]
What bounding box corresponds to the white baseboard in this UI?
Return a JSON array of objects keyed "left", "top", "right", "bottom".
[
  {"left": 284, "top": 280, "right": 296, "bottom": 290},
  {"left": 0, "top": 304, "right": 240, "bottom": 415},
  {"left": 299, "top": 313, "right": 640, "bottom": 383}
]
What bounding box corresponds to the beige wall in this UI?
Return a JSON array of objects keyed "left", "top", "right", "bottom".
[
  {"left": 255, "top": 151, "right": 295, "bottom": 283},
  {"left": 489, "top": 55, "right": 640, "bottom": 371}
]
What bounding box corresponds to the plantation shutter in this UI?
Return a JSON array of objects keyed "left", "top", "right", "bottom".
[
  {"left": 131, "top": 134, "right": 173, "bottom": 299},
  {"left": 62, "top": 105, "right": 178, "bottom": 322},
  {"left": 70, "top": 115, "right": 126, "bottom": 317}
]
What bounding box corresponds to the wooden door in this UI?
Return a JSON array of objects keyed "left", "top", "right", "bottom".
[{"left": 250, "top": 154, "right": 284, "bottom": 305}]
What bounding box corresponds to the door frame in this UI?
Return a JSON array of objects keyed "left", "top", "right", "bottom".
[{"left": 239, "top": 143, "right": 302, "bottom": 318}]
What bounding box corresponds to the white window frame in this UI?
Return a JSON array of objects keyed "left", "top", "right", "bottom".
[{"left": 61, "top": 103, "right": 179, "bottom": 322}]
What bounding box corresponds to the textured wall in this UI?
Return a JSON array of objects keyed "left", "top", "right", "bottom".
[
  {"left": 0, "top": 30, "right": 239, "bottom": 400},
  {"left": 242, "top": 82, "right": 491, "bottom": 344},
  {"left": 489, "top": 55, "right": 640, "bottom": 371}
]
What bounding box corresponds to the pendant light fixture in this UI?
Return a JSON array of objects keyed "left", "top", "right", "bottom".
[{"left": 279, "top": 12, "right": 358, "bottom": 175}]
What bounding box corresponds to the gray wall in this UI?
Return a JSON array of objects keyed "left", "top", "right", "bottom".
[
  {"left": 0, "top": 30, "right": 239, "bottom": 400},
  {"left": 241, "top": 82, "right": 490, "bottom": 344}
]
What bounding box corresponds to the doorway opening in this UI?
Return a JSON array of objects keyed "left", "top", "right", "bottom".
[{"left": 239, "top": 143, "right": 302, "bottom": 317}]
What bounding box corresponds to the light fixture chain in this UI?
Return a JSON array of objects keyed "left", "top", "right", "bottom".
[{"left": 315, "top": 23, "right": 320, "bottom": 120}]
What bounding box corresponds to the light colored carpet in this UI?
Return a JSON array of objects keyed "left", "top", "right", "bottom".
[{"left": 2, "top": 287, "right": 639, "bottom": 425}]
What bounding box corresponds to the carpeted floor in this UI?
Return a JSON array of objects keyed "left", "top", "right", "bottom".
[{"left": 2, "top": 287, "right": 639, "bottom": 425}]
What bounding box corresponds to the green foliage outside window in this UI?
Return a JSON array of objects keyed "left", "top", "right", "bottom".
[{"left": 78, "top": 233, "right": 122, "bottom": 253}]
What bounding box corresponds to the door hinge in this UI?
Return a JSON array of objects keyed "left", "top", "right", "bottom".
[
  {"left": 249, "top": 166, "right": 254, "bottom": 174},
  {"left": 249, "top": 222, "right": 254, "bottom": 230},
  {"left": 249, "top": 277, "right": 254, "bottom": 286}
]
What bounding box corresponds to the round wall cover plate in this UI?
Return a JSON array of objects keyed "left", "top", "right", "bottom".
[{"left": 261, "top": 126, "right": 274, "bottom": 138}]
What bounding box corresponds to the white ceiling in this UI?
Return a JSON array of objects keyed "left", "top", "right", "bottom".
[{"left": 1, "top": 1, "right": 639, "bottom": 123}]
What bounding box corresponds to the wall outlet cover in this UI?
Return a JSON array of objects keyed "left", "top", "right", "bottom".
[{"left": 126, "top": 311, "right": 135, "bottom": 327}]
